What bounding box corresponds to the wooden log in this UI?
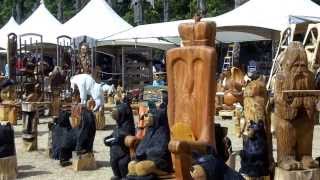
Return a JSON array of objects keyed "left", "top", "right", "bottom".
[
  {"left": 107, "top": 96, "right": 114, "bottom": 105},
  {"left": 22, "top": 137, "right": 37, "bottom": 152},
  {"left": 71, "top": 104, "right": 82, "bottom": 128},
  {"left": 72, "top": 152, "right": 96, "bottom": 171},
  {"left": 219, "top": 110, "right": 234, "bottom": 119},
  {"left": 7, "top": 106, "right": 17, "bottom": 125},
  {"left": 274, "top": 167, "right": 320, "bottom": 180},
  {"left": 242, "top": 175, "right": 270, "bottom": 180},
  {"left": 21, "top": 105, "right": 38, "bottom": 152},
  {"left": 226, "top": 152, "right": 236, "bottom": 170},
  {"left": 95, "top": 108, "right": 105, "bottom": 130},
  {"left": 0, "top": 105, "right": 9, "bottom": 122},
  {"left": 51, "top": 94, "right": 61, "bottom": 117},
  {"left": 233, "top": 108, "right": 241, "bottom": 137},
  {"left": 0, "top": 156, "right": 17, "bottom": 180}
]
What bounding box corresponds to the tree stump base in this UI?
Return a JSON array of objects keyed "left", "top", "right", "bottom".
[
  {"left": 22, "top": 137, "right": 37, "bottom": 152},
  {"left": 0, "top": 155, "right": 17, "bottom": 180},
  {"left": 0, "top": 104, "right": 17, "bottom": 125},
  {"left": 72, "top": 152, "right": 96, "bottom": 171},
  {"left": 274, "top": 167, "right": 320, "bottom": 180},
  {"left": 95, "top": 109, "right": 105, "bottom": 130},
  {"left": 226, "top": 152, "right": 236, "bottom": 170},
  {"left": 218, "top": 110, "right": 234, "bottom": 119},
  {"left": 242, "top": 175, "right": 270, "bottom": 180}
]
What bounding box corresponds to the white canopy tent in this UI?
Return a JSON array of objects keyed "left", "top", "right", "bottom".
[
  {"left": 0, "top": 17, "right": 20, "bottom": 49},
  {"left": 97, "top": 37, "right": 176, "bottom": 50},
  {"left": 63, "top": 0, "right": 132, "bottom": 39},
  {"left": 18, "top": 0, "right": 62, "bottom": 45},
  {"left": 102, "top": 0, "right": 320, "bottom": 43}
]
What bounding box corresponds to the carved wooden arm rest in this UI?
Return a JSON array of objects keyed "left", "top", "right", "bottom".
[
  {"left": 124, "top": 135, "right": 141, "bottom": 159},
  {"left": 169, "top": 140, "right": 212, "bottom": 180},
  {"left": 169, "top": 140, "right": 211, "bottom": 155},
  {"left": 124, "top": 135, "right": 139, "bottom": 148}
]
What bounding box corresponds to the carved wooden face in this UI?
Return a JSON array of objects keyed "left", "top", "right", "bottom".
[
  {"left": 290, "top": 60, "right": 308, "bottom": 75},
  {"left": 80, "top": 44, "right": 89, "bottom": 57},
  {"left": 143, "top": 112, "right": 154, "bottom": 127},
  {"left": 282, "top": 42, "right": 313, "bottom": 90}
]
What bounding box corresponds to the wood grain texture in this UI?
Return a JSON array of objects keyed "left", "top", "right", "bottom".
[
  {"left": 274, "top": 42, "right": 318, "bottom": 170},
  {"left": 166, "top": 47, "right": 217, "bottom": 145},
  {"left": 274, "top": 167, "right": 320, "bottom": 180},
  {"left": 166, "top": 19, "right": 217, "bottom": 180},
  {"left": 0, "top": 156, "right": 17, "bottom": 180}
]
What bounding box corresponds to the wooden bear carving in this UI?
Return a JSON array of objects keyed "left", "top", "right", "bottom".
[
  {"left": 274, "top": 41, "right": 319, "bottom": 170},
  {"left": 241, "top": 78, "right": 273, "bottom": 177}
]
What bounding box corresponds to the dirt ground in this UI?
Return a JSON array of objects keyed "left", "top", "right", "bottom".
[{"left": 12, "top": 114, "right": 320, "bottom": 180}]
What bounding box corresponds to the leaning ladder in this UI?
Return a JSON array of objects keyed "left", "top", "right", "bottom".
[{"left": 222, "top": 43, "right": 235, "bottom": 71}]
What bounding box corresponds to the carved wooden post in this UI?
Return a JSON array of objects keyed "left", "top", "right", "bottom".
[
  {"left": 49, "top": 66, "right": 66, "bottom": 118},
  {"left": 22, "top": 102, "right": 38, "bottom": 151},
  {"left": 79, "top": 43, "right": 91, "bottom": 74},
  {"left": 166, "top": 17, "right": 217, "bottom": 180}
]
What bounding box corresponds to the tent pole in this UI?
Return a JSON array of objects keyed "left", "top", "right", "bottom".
[{"left": 121, "top": 47, "right": 125, "bottom": 89}]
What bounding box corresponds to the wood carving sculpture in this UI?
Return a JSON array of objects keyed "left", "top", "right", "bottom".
[
  {"left": 126, "top": 97, "right": 173, "bottom": 180},
  {"left": 114, "top": 85, "right": 125, "bottom": 105},
  {"left": 223, "top": 67, "right": 245, "bottom": 108},
  {"left": 79, "top": 43, "right": 91, "bottom": 74},
  {"left": 25, "top": 83, "right": 42, "bottom": 102},
  {"left": 70, "top": 74, "right": 114, "bottom": 112},
  {"left": 240, "top": 78, "right": 273, "bottom": 178},
  {"left": 274, "top": 41, "right": 319, "bottom": 170},
  {"left": 104, "top": 101, "right": 135, "bottom": 179},
  {"left": 0, "top": 122, "right": 16, "bottom": 179},
  {"left": 49, "top": 66, "right": 66, "bottom": 117},
  {"left": 0, "top": 80, "right": 18, "bottom": 125},
  {"left": 52, "top": 108, "right": 96, "bottom": 169},
  {"left": 135, "top": 101, "right": 155, "bottom": 140},
  {"left": 0, "top": 79, "right": 17, "bottom": 179},
  {"left": 166, "top": 18, "right": 217, "bottom": 180}
]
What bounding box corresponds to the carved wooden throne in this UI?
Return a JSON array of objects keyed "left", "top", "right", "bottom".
[{"left": 166, "top": 17, "right": 217, "bottom": 180}]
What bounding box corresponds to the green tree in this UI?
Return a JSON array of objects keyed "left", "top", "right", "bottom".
[{"left": 0, "top": 0, "right": 15, "bottom": 25}]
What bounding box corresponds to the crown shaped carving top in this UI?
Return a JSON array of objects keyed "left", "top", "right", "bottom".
[{"left": 178, "top": 17, "right": 216, "bottom": 47}]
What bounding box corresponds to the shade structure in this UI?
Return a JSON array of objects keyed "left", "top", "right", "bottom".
[
  {"left": 63, "top": 0, "right": 132, "bottom": 39},
  {"left": 0, "top": 17, "right": 20, "bottom": 49},
  {"left": 18, "top": 0, "right": 63, "bottom": 45},
  {"left": 97, "top": 37, "right": 177, "bottom": 50},
  {"left": 102, "top": 0, "right": 320, "bottom": 43}
]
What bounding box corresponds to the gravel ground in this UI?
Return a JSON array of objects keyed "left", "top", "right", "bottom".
[{"left": 11, "top": 114, "right": 320, "bottom": 179}]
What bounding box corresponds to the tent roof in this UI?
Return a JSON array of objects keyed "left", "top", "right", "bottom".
[
  {"left": 102, "top": 0, "right": 320, "bottom": 43},
  {"left": 97, "top": 38, "right": 177, "bottom": 50},
  {"left": 0, "top": 16, "right": 19, "bottom": 49},
  {"left": 208, "top": 0, "right": 320, "bottom": 32},
  {"left": 19, "top": 0, "right": 62, "bottom": 44},
  {"left": 63, "top": 0, "right": 132, "bottom": 39}
]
